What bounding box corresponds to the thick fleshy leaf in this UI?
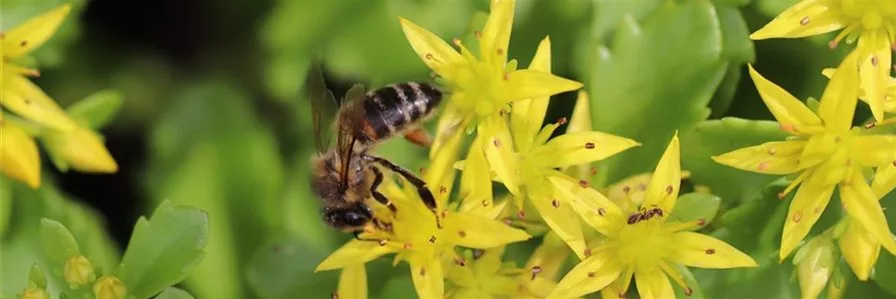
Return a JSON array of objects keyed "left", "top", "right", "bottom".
[
  {"left": 2, "top": 75, "right": 77, "bottom": 131},
  {"left": 444, "top": 212, "right": 530, "bottom": 248},
  {"left": 857, "top": 31, "right": 892, "bottom": 123},
  {"left": 535, "top": 131, "right": 640, "bottom": 168},
  {"left": 839, "top": 168, "right": 896, "bottom": 256},
  {"left": 409, "top": 256, "right": 444, "bottom": 299},
  {"left": 1, "top": 4, "right": 71, "bottom": 58},
  {"left": 39, "top": 218, "right": 81, "bottom": 263},
  {"left": 642, "top": 133, "right": 681, "bottom": 214},
  {"left": 669, "top": 231, "right": 758, "bottom": 268},
  {"left": 634, "top": 268, "right": 674, "bottom": 299},
  {"left": 336, "top": 264, "right": 367, "bottom": 299},
  {"left": 0, "top": 122, "right": 40, "bottom": 188},
  {"left": 65, "top": 89, "right": 124, "bottom": 129},
  {"left": 668, "top": 193, "right": 721, "bottom": 230},
  {"left": 531, "top": 193, "right": 587, "bottom": 260},
  {"left": 479, "top": 0, "right": 515, "bottom": 64},
  {"left": 779, "top": 181, "right": 836, "bottom": 260},
  {"left": 480, "top": 115, "right": 520, "bottom": 195},
  {"left": 587, "top": 0, "right": 725, "bottom": 185},
  {"left": 506, "top": 69, "right": 583, "bottom": 103},
  {"left": 872, "top": 162, "right": 896, "bottom": 197},
  {"left": 747, "top": 64, "right": 822, "bottom": 130},
  {"left": 398, "top": 17, "right": 466, "bottom": 79},
  {"left": 749, "top": 0, "right": 844, "bottom": 39},
  {"left": 711, "top": 141, "right": 805, "bottom": 175},
  {"left": 315, "top": 240, "right": 398, "bottom": 272},
  {"left": 549, "top": 175, "right": 624, "bottom": 237},
  {"left": 510, "top": 37, "right": 552, "bottom": 152},
  {"left": 839, "top": 219, "right": 880, "bottom": 281},
  {"left": 817, "top": 50, "right": 860, "bottom": 133},
  {"left": 548, "top": 250, "right": 622, "bottom": 299},
  {"left": 853, "top": 135, "right": 896, "bottom": 167}
]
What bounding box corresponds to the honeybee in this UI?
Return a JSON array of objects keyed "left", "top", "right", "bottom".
[{"left": 307, "top": 68, "right": 444, "bottom": 236}]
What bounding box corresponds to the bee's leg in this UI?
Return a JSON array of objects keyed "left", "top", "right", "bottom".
[
  {"left": 353, "top": 231, "right": 388, "bottom": 246},
  {"left": 364, "top": 155, "right": 442, "bottom": 228},
  {"left": 370, "top": 167, "right": 397, "bottom": 213}
]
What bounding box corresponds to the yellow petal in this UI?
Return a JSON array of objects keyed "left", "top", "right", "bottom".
[
  {"left": 779, "top": 181, "right": 836, "bottom": 260},
  {"left": 872, "top": 162, "right": 896, "bottom": 197},
  {"left": 0, "top": 122, "right": 41, "bottom": 188},
  {"left": 1, "top": 4, "right": 72, "bottom": 58},
  {"left": 530, "top": 193, "right": 587, "bottom": 260},
  {"left": 839, "top": 168, "right": 896, "bottom": 255},
  {"left": 549, "top": 175, "right": 624, "bottom": 237},
  {"left": 857, "top": 31, "right": 892, "bottom": 123},
  {"left": 817, "top": 50, "right": 860, "bottom": 133},
  {"left": 2, "top": 75, "right": 77, "bottom": 131},
  {"left": 711, "top": 141, "right": 806, "bottom": 175},
  {"left": 567, "top": 90, "right": 592, "bottom": 134},
  {"left": 506, "top": 70, "right": 583, "bottom": 103},
  {"left": 409, "top": 255, "right": 444, "bottom": 299},
  {"left": 747, "top": 64, "right": 822, "bottom": 130},
  {"left": 853, "top": 135, "right": 896, "bottom": 167},
  {"left": 510, "top": 37, "right": 552, "bottom": 152},
  {"left": 534, "top": 131, "right": 640, "bottom": 168},
  {"left": 444, "top": 212, "right": 530, "bottom": 248},
  {"left": 315, "top": 240, "right": 397, "bottom": 272},
  {"left": 838, "top": 219, "right": 880, "bottom": 281},
  {"left": 479, "top": 0, "right": 515, "bottom": 64},
  {"left": 480, "top": 115, "right": 520, "bottom": 195},
  {"left": 599, "top": 276, "right": 630, "bottom": 299},
  {"left": 459, "top": 136, "right": 495, "bottom": 215},
  {"left": 398, "top": 17, "right": 466, "bottom": 79},
  {"left": 749, "top": 0, "right": 844, "bottom": 40},
  {"left": 634, "top": 268, "right": 674, "bottom": 299},
  {"left": 424, "top": 121, "right": 463, "bottom": 207},
  {"left": 430, "top": 104, "right": 465, "bottom": 160},
  {"left": 669, "top": 231, "right": 758, "bottom": 268},
  {"left": 548, "top": 250, "right": 622, "bottom": 299},
  {"left": 336, "top": 264, "right": 367, "bottom": 299},
  {"left": 44, "top": 127, "right": 118, "bottom": 173},
  {"left": 524, "top": 231, "right": 570, "bottom": 280},
  {"left": 642, "top": 133, "right": 681, "bottom": 214}
]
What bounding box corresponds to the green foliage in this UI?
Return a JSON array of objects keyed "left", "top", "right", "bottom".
[
  {"left": 65, "top": 89, "right": 125, "bottom": 130},
  {"left": 669, "top": 192, "right": 721, "bottom": 230}
]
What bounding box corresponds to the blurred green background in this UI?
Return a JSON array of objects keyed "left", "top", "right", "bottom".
[{"left": 2, "top": 0, "right": 895, "bottom": 298}]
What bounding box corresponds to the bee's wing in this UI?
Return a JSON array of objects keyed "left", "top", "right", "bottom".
[
  {"left": 335, "top": 83, "right": 368, "bottom": 185},
  {"left": 308, "top": 67, "right": 340, "bottom": 154}
]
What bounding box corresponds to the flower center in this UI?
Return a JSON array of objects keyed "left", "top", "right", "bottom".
[
  {"left": 614, "top": 215, "right": 671, "bottom": 270},
  {"left": 800, "top": 132, "right": 857, "bottom": 184},
  {"left": 839, "top": 0, "right": 896, "bottom": 30}
]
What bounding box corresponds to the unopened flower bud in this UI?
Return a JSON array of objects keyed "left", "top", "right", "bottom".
[
  {"left": 44, "top": 126, "right": 118, "bottom": 173},
  {"left": 0, "top": 122, "right": 41, "bottom": 188},
  {"left": 795, "top": 236, "right": 836, "bottom": 299},
  {"left": 63, "top": 255, "right": 95, "bottom": 287},
  {"left": 19, "top": 288, "right": 49, "bottom": 299},
  {"left": 93, "top": 275, "right": 127, "bottom": 299}
]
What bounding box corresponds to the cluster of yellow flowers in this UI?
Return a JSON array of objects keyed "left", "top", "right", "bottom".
[{"left": 1, "top": 4, "right": 118, "bottom": 189}]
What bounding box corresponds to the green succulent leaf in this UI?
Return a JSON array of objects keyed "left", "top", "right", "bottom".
[
  {"left": 680, "top": 118, "right": 788, "bottom": 203},
  {"left": 589, "top": 0, "right": 726, "bottom": 186},
  {"left": 245, "top": 235, "right": 337, "bottom": 299},
  {"left": 669, "top": 192, "right": 721, "bottom": 230},
  {"left": 39, "top": 218, "right": 80, "bottom": 263},
  {"left": 153, "top": 287, "right": 196, "bottom": 299},
  {"left": 0, "top": 178, "right": 12, "bottom": 238},
  {"left": 116, "top": 200, "right": 209, "bottom": 299},
  {"left": 65, "top": 89, "right": 124, "bottom": 129},
  {"left": 875, "top": 250, "right": 896, "bottom": 295}
]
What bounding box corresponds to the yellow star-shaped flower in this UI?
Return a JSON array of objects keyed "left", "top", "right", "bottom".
[
  {"left": 751, "top": 0, "right": 896, "bottom": 123},
  {"left": 712, "top": 51, "right": 896, "bottom": 260},
  {"left": 548, "top": 134, "right": 757, "bottom": 299}
]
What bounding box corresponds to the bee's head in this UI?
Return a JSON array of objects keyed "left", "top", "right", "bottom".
[{"left": 325, "top": 203, "right": 373, "bottom": 232}]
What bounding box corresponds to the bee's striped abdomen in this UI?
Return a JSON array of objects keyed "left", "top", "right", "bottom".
[{"left": 359, "top": 82, "right": 442, "bottom": 142}]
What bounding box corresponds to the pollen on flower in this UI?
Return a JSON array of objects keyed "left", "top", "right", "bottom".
[
  {"left": 800, "top": 16, "right": 810, "bottom": 25},
  {"left": 557, "top": 117, "right": 568, "bottom": 125},
  {"left": 439, "top": 186, "right": 447, "bottom": 194},
  {"left": 379, "top": 239, "right": 389, "bottom": 246},
  {"left": 685, "top": 287, "right": 694, "bottom": 296},
  {"left": 792, "top": 211, "right": 803, "bottom": 223},
  {"left": 420, "top": 267, "right": 426, "bottom": 277},
  {"left": 403, "top": 242, "right": 413, "bottom": 249},
  {"left": 481, "top": 199, "right": 489, "bottom": 207},
  {"left": 579, "top": 180, "right": 589, "bottom": 188},
  {"left": 425, "top": 53, "right": 434, "bottom": 60},
  {"left": 587, "top": 271, "right": 595, "bottom": 278},
  {"left": 590, "top": 166, "right": 598, "bottom": 176},
  {"left": 767, "top": 148, "right": 777, "bottom": 155},
  {"left": 454, "top": 257, "right": 467, "bottom": 266},
  {"left": 497, "top": 48, "right": 504, "bottom": 55},
  {"left": 429, "top": 236, "right": 437, "bottom": 243},
  {"left": 705, "top": 248, "right": 716, "bottom": 255},
  {"left": 871, "top": 56, "right": 879, "bottom": 66},
  {"left": 503, "top": 72, "right": 510, "bottom": 80},
  {"left": 474, "top": 30, "right": 482, "bottom": 39},
  {"left": 531, "top": 266, "right": 543, "bottom": 279},
  {"left": 584, "top": 248, "right": 592, "bottom": 257},
  {"left": 458, "top": 230, "right": 467, "bottom": 237},
  {"left": 331, "top": 293, "right": 339, "bottom": 299},
  {"left": 493, "top": 138, "right": 502, "bottom": 147},
  {"left": 598, "top": 207, "right": 606, "bottom": 216},
  {"left": 551, "top": 199, "right": 560, "bottom": 208},
  {"left": 622, "top": 186, "right": 631, "bottom": 194},
  {"left": 665, "top": 185, "right": 674, "bottom": 194},
  {"left": 779, "top": 124, "right": 797, "bottom": 133},
  {"left": 758, "top": 161, "right": 771, "bottom": 170},
  {"left": 697, "top": 218, "right": 706, "bottom": 226},
  {"left": 585, "top": 142, "right": 596, "bottom": 149},
  {"left": 20, "top": 40, "right": 28, "bottom": 47}
]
